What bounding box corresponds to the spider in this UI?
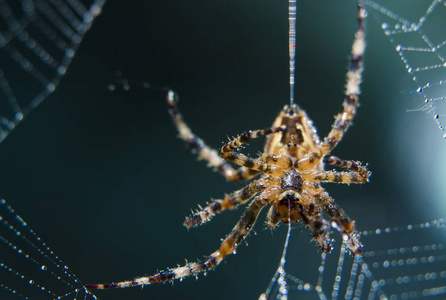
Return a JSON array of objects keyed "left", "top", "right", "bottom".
[{"left": 86, "top": 4, "right": 369, "bottom": 290}]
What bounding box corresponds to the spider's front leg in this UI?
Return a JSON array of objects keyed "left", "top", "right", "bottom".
[
  {"left": 85, "top": 188, "right": 279, "bottom": 289},
  {"left": 167, "top": 90, "right": 259, "bottom": 182},
  {"left": 297, "top": 4, "right": 367, "bottom": 170},
  {"left": 320, "top": 4, "right": 366, "bottom": 154},
  {"left": 220, "top": 128, "right": 286, "bottom": 177}
]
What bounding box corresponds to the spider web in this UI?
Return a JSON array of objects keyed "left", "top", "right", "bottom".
[
  {"left": 0, "top": 0, "right": 446, "bottom": 300},
  {"left": 362, "top": 0, "right": 446, "bottom": 139},
  {"left": 1, "top": 198, "right": 445, "bottom": 299},
  {"left": 0, "top": 0, "right": 105, "bottom": 143},
  {"left": 0, "top": 198, "right": 97, "bottom": 299},
  {"left": 262, "top": 218, "right": 446, "bottom": 300}
]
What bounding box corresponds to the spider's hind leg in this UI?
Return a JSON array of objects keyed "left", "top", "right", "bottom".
[
  {"left": 320, "top": 193, "right": 362, "bottom": 255},
  {"left": 167, "top": 90, "right": 259, "bottom": 182},
  {"left": 184, "top": 177, "right": 280, "bottom": 229},
  {"left": 297, "top": 207, "right": 332, "bottom": 253}
]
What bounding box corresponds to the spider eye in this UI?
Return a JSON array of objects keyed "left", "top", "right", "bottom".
[{"left": 284, "top": 104, "right": 299, "bottom": 116}]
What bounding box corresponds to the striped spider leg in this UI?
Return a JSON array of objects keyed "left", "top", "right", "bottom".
[{"left": 86, "top": 3, "right": 369, "bottom": 290}]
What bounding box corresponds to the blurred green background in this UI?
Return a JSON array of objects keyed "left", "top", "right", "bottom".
[{"left": 0, "top": 1, "right": 445, "bottom": 299}]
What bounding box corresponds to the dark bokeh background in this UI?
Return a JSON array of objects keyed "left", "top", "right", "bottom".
[{"left": 0, "top": 1, "right": 445, "bottom": 299}]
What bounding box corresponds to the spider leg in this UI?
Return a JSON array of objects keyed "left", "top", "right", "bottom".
[
  {"left": 296, "top": 206, "right": 332, "bottom": 253},
  {"left": 302, "top": 170, "right": 369, "bottom": 184},
  {"left": 184, "top": 177, "right": 281, "bottom": 229},
  {"left": 320, "top": 4, "right": 366, "bottom": 153},
  {"left": 265, "top": 205, "right": 281, "bottom": 229},
  {"left": 167, "top": 90, "right": 259, "bottom": 182},
  {"left": 85, "top": 192, "right": 274, "bottom": 289},
  {"left": 323, "top": 155, "right": 370, "bottom": 179},
  {"left": 318, "top": 191, "right": 362, "bottom": 255},
  {"left": 221, "top": 128, "right": 286, "bottom": 177},
  {"left": 296, "top": 4, "right": 366, "bottom": 170}
]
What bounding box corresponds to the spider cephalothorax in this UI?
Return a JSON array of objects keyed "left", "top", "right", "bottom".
[{"left": 86, "top": 4, "right": 368, "bottom": 290}]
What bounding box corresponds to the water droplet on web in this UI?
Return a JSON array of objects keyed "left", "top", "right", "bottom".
[
  {"left": 46, "top": 83, "right": 56, "bottom": 92},
  {"left": 15, "top": 112, "right": 24, "bottom": 121}
]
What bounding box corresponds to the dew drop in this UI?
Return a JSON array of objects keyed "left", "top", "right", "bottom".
[{"left": 15, "top": 112, "right": 24, "bottom": 121}]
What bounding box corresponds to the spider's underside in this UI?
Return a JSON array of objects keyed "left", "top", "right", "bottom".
[{"left": 86, "top": 4, "right": 369, "bottom": 290}]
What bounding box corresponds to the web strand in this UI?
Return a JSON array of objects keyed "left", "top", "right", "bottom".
[{"left": 289, "top": 0, "right": 296, "bottom": 106}]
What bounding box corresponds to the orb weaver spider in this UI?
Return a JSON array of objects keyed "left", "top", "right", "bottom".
[{"left": 86, "top": 3, "right": 369, "bottom": 290}]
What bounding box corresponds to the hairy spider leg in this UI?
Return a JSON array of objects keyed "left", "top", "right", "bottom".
[
  {"left": 184, "top": 177, "right": 281, "bottom": 229},
  {"left": 220, "top": 129, "right": 370, "bottom": 185},
  {"left": 323, "top": 155, "right": 370, "bottom": 179},
  {"left": 302, "top": 183, "right": 362, "bottom": 254},
  {"left": 296, "top": 206, "right": 332, "bottom": 253},
  {"left": 301, "top": 169, "right": 369, "bottom": 184},
  {"left": 221, "top": 128, "right": 288, "bottom": 177},
  {"left": 85, "top": 187, "right": 280, "bottom": 289},
  {"left": 260, "top": 153, "right": 371, "bottom": 183},
  {"left": 295, "top": 4, "right": 366, "bottom": 171},
  {"left": 265, "top": 205, "right": 281, "bottom": 229},
  {"left": 167, "top": 90, "right": 259, "bottom": 182}
]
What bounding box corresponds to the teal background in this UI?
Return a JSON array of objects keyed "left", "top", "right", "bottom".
[{"left": 0, "top": 1, "right": 445, "bottom": 299}]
